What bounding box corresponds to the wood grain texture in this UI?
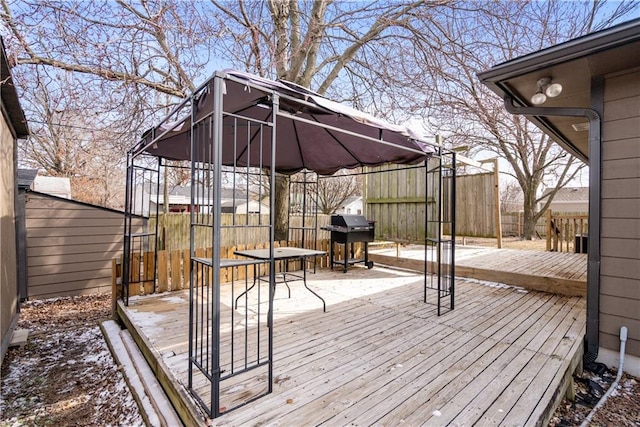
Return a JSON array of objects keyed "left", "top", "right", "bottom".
[
  {"left": 119, "top": 265, "right": 585, "bottom": 426},
  {"left": 369, "top": 247, "right": 587, "bottom": 297}
]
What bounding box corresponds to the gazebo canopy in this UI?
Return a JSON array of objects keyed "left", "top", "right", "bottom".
[{"left": 137, "top": 70, "right": 434, "bottom": 175}]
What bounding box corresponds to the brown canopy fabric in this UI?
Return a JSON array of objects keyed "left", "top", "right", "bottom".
[{"left": 141, "top": 70, "right": 433, "bottom": 176}]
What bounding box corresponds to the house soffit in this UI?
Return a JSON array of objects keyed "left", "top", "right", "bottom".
[{"left": 479, "top": 20, "right": 640, "bottom": 163}]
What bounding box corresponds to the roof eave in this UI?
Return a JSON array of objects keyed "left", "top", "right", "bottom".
[
  {"left": 0, "top": 37, "right": 29, "bottom": 138},
  {"left": 477, "top": 18, "right": 640, "bottom": 84}
]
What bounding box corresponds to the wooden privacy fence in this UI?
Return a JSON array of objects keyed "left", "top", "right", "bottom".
[
  {"left": 501, "top": 212, "right": 546, "bottom": 237},
  {"left": 150, "top": 214, "right": 332, "bottom": 252},
  {"left": 366, "top": 163, "right": 498, "bottom": 240},
  {"left": 112, "top": 239, "right": 367, "bottom": 297},
  {"left": 545, "top": 210, "right": 589, "bottom": 252}
]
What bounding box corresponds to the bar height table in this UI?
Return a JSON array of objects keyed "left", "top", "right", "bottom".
[{"left": 233, "top": 247, "right": 327, "bottom": 312}]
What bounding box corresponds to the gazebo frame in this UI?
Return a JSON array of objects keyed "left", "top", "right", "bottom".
[{"left": 122, "top": 71, "right": 455, "bottom": 418}]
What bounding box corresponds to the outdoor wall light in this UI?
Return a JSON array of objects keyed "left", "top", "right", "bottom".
[{"left": 530, "top": 77, "right": 563, "bottom": 105}]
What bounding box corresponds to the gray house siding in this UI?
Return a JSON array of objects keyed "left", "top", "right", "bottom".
[
  {"left": 0, "top": 105, "right": 19, "bottom": 365},
  {"left": 1, "top": 35, "right": 28, "bottom": 365},
  {"left": 600, "top": 68, "right": 640, "bottom": 358},
  {"left": 24, "top": 192, "right": 144, "bottom": 299}
]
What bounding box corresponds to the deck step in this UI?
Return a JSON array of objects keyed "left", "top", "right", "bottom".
[
  {"left": 9, "top": 328, "right": 29, "bottom": 348},
  {"left": 101, "top": 320, "right": 182, "bottom": 427}
]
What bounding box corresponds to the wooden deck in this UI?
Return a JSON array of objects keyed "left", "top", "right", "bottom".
[
  {"left": 118, "top": 263, "right": 586, "bottom": 426},
  {"left": 370, "top": 246, "right": 587, "bottom": 297}
]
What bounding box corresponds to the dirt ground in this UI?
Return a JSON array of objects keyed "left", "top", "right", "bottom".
[
  {"left": 0, "top": 294, "right": 142, "bottom": 426},
  {"left": 548, "top": 366, "right": 640, "bottom": 426},
  {"left": 2, "top": 285, "right": 639, "bottom": 426},
  {"left": 458, "top": 235, "right": 549, "bottom": 252}
]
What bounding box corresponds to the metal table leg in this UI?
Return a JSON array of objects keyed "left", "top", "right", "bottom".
[
  {"left": 301, "top": 260, "right": 326, "bottom": 312},
  {"left": 234, "top": 265, "right": 258, "bottom": 308}
]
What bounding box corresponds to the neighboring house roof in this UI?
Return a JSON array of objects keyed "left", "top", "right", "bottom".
[
  {"left": 0, "top": 37, "right": 28, "bottom": 138},
  {"left": 541, "top": 187, "right": 589, "bottom": 203},
  {"left": 478, "top": 18, "right": 640, "bottom": 163},
  {"left": 235, "top": 200, "right": 270, "bottom": 214},
  {"left": 154, "top": 185, "right": 248, "bottom": 202},
  {"left": 342, "top": 196, "right": 362, "bottom": 206},
  {"left": 17, "top": 168, "right": 38, "bottom": 190},
  {"left": 34, "top": 175, "right": 72, "bottom": 199}
]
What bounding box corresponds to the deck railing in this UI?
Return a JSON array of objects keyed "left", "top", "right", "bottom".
[{"left": 545, "top": 210, "right": 589, "bottom": 253}]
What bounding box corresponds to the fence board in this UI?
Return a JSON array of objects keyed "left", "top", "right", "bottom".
[
  {"left": 170, "top": 250, "right": 182, "bottom": 290},
  {"left": 130, "top": 253, "right": 142, "bottom": 296},
  {"left": 116, "top": 239, "right": 363, "bottom": 297},
  {"left": 143, "top": 251, "right": 154, "bottom": 294},
  {"left": 157, "top": 250, "right": 168, "bottom": 292},
  {"left": 545, "top": 211, "right": 589, "bottom": 253},
  {"left": 181, "top": 249, "right": 190, "bottom": 289},
  {"left": 366, "top": 163, "right": 495, "bottom": 240}
]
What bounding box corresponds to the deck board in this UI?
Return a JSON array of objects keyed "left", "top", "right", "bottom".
[{"left": 120, "top": 262, "right": 585, "bottom": 426}]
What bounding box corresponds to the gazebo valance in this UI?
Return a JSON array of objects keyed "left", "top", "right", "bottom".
[{"left": 136, "top": 70, "right": 434, "bottom": 175}]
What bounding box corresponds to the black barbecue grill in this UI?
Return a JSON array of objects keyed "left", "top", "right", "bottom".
[{"left": 322, "top": 214, "right": 375, "bottom": 273}]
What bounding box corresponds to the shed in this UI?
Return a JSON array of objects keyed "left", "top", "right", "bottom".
[
  {"left": 479, "top": 18, "right": 640, "bottom": 376},
  {"left": 234, "top": 199, "right": 270, "bottom": 214},
  {"left": 18, "top": 189, "right": 145, "bottom": 299}
]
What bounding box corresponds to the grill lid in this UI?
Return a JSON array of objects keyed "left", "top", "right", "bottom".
[{"left": 331, "top": 214, "right": 371, "bottom": 229}]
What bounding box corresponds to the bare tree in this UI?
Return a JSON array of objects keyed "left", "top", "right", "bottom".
[
  {"left": 4, "top": 0, "right": 634, "bottom": 237},
  {"left": 371, "top": 0, "right": 636, "bottom": 239},
  {"left": 315, "top": 172, "right": 361, "bottom": 215},
  {"left": 2, "top": 0, "right": 448, "bottom": 236},
  {"left": 208, "top": 0, "right": 449, "bottom": 239},
  {"left": 0, "top": 0, "right": 218, "bottom": 97},
  {"left": 12, "top": 65, "right": 130, "bottom": 207},
  {"left": 500, "top": 180, "right": 522, "bottom": 216},
  {"left": 1, "top": 0, "right": 222, "bottom": 207}
]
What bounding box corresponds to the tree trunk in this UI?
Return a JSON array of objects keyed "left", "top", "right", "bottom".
[
  {"left": 273, "top": 174, "right": 290, "bottom": 241},
  {"left": 522, "top": 213, "right": 538, "bottom": 240},
  {"left": 521, "top": 191, "right": 538, "bottom": 240}
]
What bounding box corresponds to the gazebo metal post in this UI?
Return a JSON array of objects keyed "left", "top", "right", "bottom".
[
  {"left": 122, "top": 151, "right": 133, "bottom": 306},
  {"left": 423, "top": 160, "right": 428, "bottom": 305},
  {"left": 450, "top": 152, "right": 456, "bottom": 309},
  {"left": 268, "top": 92, "right": 279, "bottom": 394},
  {"left": 210, "top": 74, "right": 224, "bottom": 418},
  {"left": 187, "top": 86, "right": 197, "bottom": 397},
  {"left": 437, "top": 152, "right": 443, "bottom": 316}
]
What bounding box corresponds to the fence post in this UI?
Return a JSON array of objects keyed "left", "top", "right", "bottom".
[
  {"left": 553, "top": 216, "right": 559, "bottom": 252},
  {"left": 492, "top": 159, "right": 503, "bottom": 248},
  {"left": 518, "top": 211, "right": 522, "bottom": 236},
  {"left": 111, "top": 256, "right": 121, "bottom": 317},
  {"left": 143, "top": 251, "right": 155, "bottom": 294},
  {"left": 546, "top": 209, "right": 552, "bottom": 251}
]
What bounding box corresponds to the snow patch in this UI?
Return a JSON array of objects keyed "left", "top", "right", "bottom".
[
  {"left": 159, "top": 295, "right": 187, "bottom": 304},
  {"left": 125, "top": 309, "right": 170, "bottom": 335}
]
